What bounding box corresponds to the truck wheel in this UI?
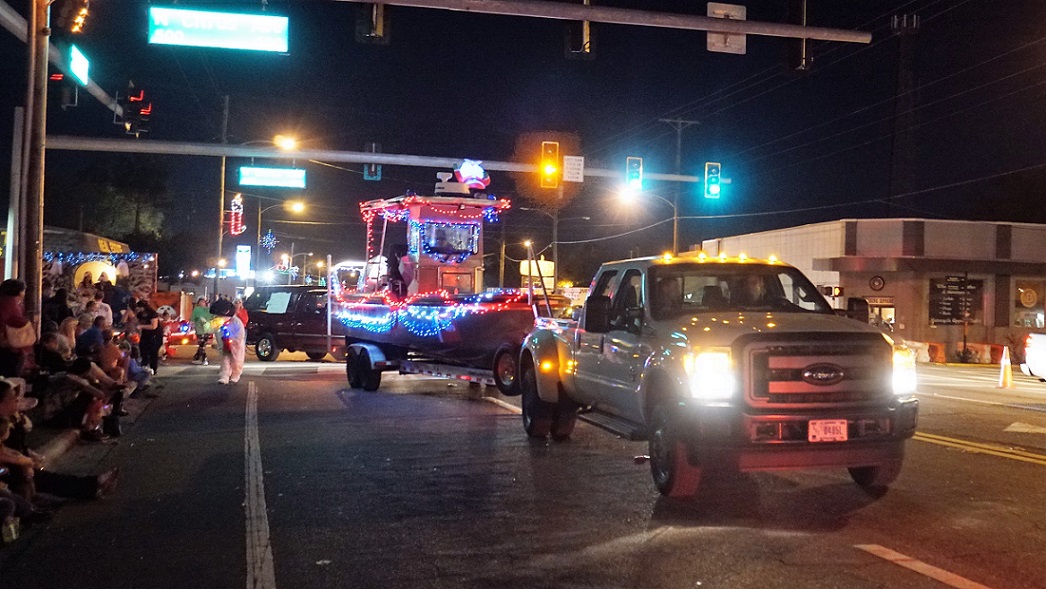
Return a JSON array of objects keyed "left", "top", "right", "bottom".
[
  {"left": 848, "top": 461, "right": 902, "bottom": 489},
  {"left": 550, "top": 402, "right": 578, "bottom": 441},
  {"left": 255, "top": 333, "right": 279, "bottom": 362},
  {"left": 520, "top": 356, "right": 554, "bottom": 438},
  {"left": 492, "top": 347, "right": 521, "bottom": 396},
  {"left": 307, "top": 352, "right": 328, "bottom": 361},
  {"left": 346, "top": 349, "right": 363, "bottom": 388},
  {"left": 648, "top": 405, "right": 701, "bottom": 498},
  {"left": 359, "top": 349, "right": 382, "bottom": 392}
]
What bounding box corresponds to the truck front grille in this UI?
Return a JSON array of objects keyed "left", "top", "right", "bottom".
[{"left": 746, "top": 340, "right": 892, "bottom": 409}]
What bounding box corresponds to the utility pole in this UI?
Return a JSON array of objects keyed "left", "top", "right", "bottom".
[
  {"left": 659, "top": 118, "right": 698, "bottom": 255},
  {"left": 215, "top": 95, "right": 229, "bottom": 297},
  {"left": 23, "top": 0, "right": 49, "bottom": 325},
  {"left": 888, "top": 14, "right": 919, "bottom": 217}
]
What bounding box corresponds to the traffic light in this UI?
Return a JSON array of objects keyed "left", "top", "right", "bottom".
[
  {"left": 540, "top": 141, "right": 560, "bottom": 188},
  {"left": 820, "top": 286, "right": 844, "bottom": 298},
  {"left": 119, "top": 84, "right": 152, "bottom": 137},
  {"left": 704, "top": 161, "right": 722, "bottom": 198},
  {"left": 623, "top": 156, "right": 643, "bottom": 192}
]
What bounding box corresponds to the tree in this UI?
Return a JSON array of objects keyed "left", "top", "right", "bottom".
[{"left": 54, "top": 155, "right": 172, "bottom": 238}]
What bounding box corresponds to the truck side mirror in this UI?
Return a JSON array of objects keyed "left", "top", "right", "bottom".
[
  {"left": 846, "top": 297, "right": 870, "bottom": 322},
  {"left": 582, "top": 295, "right": 612, "bottom": 333}
]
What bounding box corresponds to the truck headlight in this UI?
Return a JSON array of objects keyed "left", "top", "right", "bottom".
[
  {"left": 892, "top": 345, "right": 917, "bottom": 396},
  {"left": 683, "top": 348, "right": 734, "bottom": 400}
]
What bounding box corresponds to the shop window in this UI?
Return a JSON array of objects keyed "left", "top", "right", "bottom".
[
  {"left": 1015, "top": 280, "right": 1045, "bottom": 328},
  {"left": 928, "top": 276, "right": 983, "bottom": 325}
]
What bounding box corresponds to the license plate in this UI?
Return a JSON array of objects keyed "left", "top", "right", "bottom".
[{"left": 808, "top": 419, "right": 848, "bottom": 442}]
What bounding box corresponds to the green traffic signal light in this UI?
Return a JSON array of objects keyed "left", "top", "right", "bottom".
[{"left": 704, "top": 162, "right": 721, "bottom": 199}]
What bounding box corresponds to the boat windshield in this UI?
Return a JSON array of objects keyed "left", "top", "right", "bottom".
[{"left": 649, "top": 263, "right": 835, "bottom": 320}]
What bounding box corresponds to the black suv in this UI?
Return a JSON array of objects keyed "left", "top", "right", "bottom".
[{"left": 243, "top": 285, "right": 345, "bottom": 361}]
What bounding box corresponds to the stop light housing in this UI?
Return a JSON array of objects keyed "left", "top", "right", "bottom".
[
  {"left": 704, "top": 162, "right": 721, "bottom": 199},
  {"left": 540, "top": 141, "right": 560, "bottom": 188},
  {"left": 625, "top": 156, "right": 643, "bottom": 192}
]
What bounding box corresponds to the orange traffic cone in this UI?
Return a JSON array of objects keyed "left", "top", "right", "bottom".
[{"left": 998, "top": 346, "right": 1014, "bottom": 389}]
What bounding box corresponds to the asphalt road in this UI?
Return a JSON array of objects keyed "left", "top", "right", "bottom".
[{"left": 2, "top": 359, "right": 1045, "bottom": 589}]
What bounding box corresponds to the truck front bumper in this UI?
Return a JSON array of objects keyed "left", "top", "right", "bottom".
[{"left": 679, "top": 397, "right": 919, "bottom": 472}]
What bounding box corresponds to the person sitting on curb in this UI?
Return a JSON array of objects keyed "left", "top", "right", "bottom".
[
  {"left": 0, "top": 418, "right": 53, "bottom": 526},
  {"left": 33, "top": 333, "right": 133, "bottom": 441},
  {"left": 0, "top": 382, "right": 119, "bottom": 501}
]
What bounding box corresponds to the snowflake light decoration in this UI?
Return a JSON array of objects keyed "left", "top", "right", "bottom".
[{"left": 260, "top": 230, "right": 278, "bottom": 253}]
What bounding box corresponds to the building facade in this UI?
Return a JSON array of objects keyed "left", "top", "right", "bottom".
[{"left": 701, "top": 219, "right": 1046, "bottom": 363}]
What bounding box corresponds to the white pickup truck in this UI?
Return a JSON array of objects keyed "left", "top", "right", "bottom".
[{"left": 520, "top": 253, "right": 919, "bottom": 498}]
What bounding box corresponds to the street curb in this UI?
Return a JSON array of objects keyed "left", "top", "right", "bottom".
[{"left": 35, "top": 429, "right": 80, "bottom": 464}]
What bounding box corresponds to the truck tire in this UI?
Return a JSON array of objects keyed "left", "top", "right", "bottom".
[
  {"left": 359, "top": 349, "right": 382, "bottom": 392},
  {"left": 346, "top": 349, "right": 363, "bottom": 388},
  {"left": 550, "top": 402, "right": 578, "bottom": 441},
  {"left": 492, "top": 346, "right": 521, "bottom": 396},
  {"left": 255, "top": 333, "right": 279, "bottom": 362},
  {"left": 306, "top": 352, "right": 328, "bottom": 361},
  {"left": 848, "top": 461, "right": 902, "bottom": 489},
  {"left": 648, "top": 404, "right": 701, "bottom": 498},
  {"left": 520, "top": 356, "right": 555, "bottom": 438}
]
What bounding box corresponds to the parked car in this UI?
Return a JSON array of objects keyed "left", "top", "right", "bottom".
[{"left": 243, "top": 285, "right": 345, "bottom": 362}]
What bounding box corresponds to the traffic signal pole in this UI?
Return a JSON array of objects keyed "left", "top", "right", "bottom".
[{"left": 23, "top": 0, "right": 48, "bottom": 326}]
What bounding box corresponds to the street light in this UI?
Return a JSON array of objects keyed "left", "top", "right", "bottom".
[
  {"left": 256, "top": 199, "right": 306, "bottom": 287},
  {"left": 518, "top": 207, "right": 591, "bottom": 289},
  {"left": 618, "top": 188, "right": 677, "bottom": 254},
  {"left": 281, "top": 251, "right": 313, "bottom": 285},
  {"left": 219, "top": 134, "right": 298, "bottom": 289}
]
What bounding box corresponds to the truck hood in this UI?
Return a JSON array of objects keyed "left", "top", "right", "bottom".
[{"left": 653, "top": 311, "right": 891, "bottom": 346}]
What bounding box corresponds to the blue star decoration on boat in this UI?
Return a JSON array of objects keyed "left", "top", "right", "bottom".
[{"left": 260, "top": 230, "right": 278, "bottom": 253}]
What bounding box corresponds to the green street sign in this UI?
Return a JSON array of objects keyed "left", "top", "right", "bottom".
[
  {"left": 69, "top": 45, "right": 90, "bottom": 86},
  {"left": 239, "top": 166, "right": 306, "bottom": 189},
  {"left": 148, "top": 7, "right": 289, "bottom": 53}
]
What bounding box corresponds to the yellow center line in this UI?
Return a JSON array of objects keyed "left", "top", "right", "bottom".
[{"left": 913, "top": 432, "right": 1046, "bottom": 466}]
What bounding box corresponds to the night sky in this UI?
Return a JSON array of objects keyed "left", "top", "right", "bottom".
[{"left": 3, "top": 0, "right": 1046, "bottom": 282}]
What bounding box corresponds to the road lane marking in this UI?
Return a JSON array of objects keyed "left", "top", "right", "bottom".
[
  {"left": 854, "top": 545, "right": 995, "bottom": 589},
  {"left": 913, "top": 432, "right": 1046, "bottom": 466},
  {"left": 1004, "top": 422, "right": 1046, "bottom": 435},
  {"left": 246, "top": 381, "right": 277, "bottom": 589},
  {"left": 483, "top": 397, "right": 521, "bottom": 414}
]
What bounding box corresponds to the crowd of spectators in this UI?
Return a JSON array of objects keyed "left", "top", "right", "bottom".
[
  {"left": 0, "top": 276, "right": 161, "bottom": 542},
  {"left": 0, "top": 276, "right": 250, "bottom": 543}
]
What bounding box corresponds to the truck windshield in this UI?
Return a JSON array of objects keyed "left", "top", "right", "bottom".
[{"left": 649, "top": 263, "right": 835, "bottom": 319}]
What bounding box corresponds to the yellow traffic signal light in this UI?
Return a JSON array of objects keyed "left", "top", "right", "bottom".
[{"left": 540, "top": 141, "right": 560, "bottom": 188}]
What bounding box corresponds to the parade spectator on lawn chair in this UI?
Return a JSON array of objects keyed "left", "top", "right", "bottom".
[{"left": 41, "top": 288, "right": 74, "bottom": 326}]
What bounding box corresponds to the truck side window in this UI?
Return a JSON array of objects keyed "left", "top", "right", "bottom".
[
  {"left": 611, "top": 269, "right": 643, "bottom": 331},
  {"left": 592, "top": 270, "right": 619, "bottom": 298}
]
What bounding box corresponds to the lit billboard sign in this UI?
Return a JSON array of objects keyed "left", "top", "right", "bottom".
[
  {"left": 236, "top": 245, "right": 253, "bottom": 279},
  {"left": 148, "top": 7, "right": 289, "bottom": 53},
  {"left": 239, "top": 166, "right": 306, "bottom": 188},
  {"left": 69, "top": 45, "right": 90, "bottom": 86}
]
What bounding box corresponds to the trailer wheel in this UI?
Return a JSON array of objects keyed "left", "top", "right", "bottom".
[
  {"left": 492, "top": 346, "right": 521, "bottom": 396},
  {"left": 848, "top": 461, "right": 902, "bottom": 490},
  {"left": 359, "top": 349, "right": 382, "bottom": 392},
  {"left": 346, "top": 349, "right": 363, "bottom": 388},
  {"left": 648, "top": 404, "right": 701, "bottom": 498},
  {"left": 520, "top": 356, "right": 554, "bottom": 438},
  {"left": 306, "top": 352, "right": 328, "bottom": 361},
  {"left": 255, "top": 333, "right": 279, "bottom": 362}
]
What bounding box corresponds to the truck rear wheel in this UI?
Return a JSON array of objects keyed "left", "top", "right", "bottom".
[
  {"left": 255, "top": 333, "right": 279, "bottom": 362},
  {"left": 848, "top": 461, "right": 902, "bottom": 489},
  {"left": 492, "top": 346, "right": 521, "bottom": 396},
  {"left": 520, "top": 356, "right": 555, "bottom": 438},
  {"left": 648, "top": 405, "right": 701, "bottom": 498},
  {"left": 307, "top": 352, "right": 328, "bottom": 361}
]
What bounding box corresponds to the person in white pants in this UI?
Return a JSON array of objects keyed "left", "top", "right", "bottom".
[{"left": 218, "top": 309, "right": 246, "bottom": 385}]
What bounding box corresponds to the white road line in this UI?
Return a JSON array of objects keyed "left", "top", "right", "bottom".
[
  {"left": 855, "top": 545, "right": 995, "bottom": 589},
  {"left": 483, "top": 396, "right": 522, "bottom": 414},
  {"left": 245, "top": 381, "right": 277, "bottom": 589}
]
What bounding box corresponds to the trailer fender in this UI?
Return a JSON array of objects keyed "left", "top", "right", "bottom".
[
  {"left": 347, "top": 342, "right": 389, "bottom": 370},
  {"left": 522, "top": 331, "right": 563, "bottom": 405}
]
